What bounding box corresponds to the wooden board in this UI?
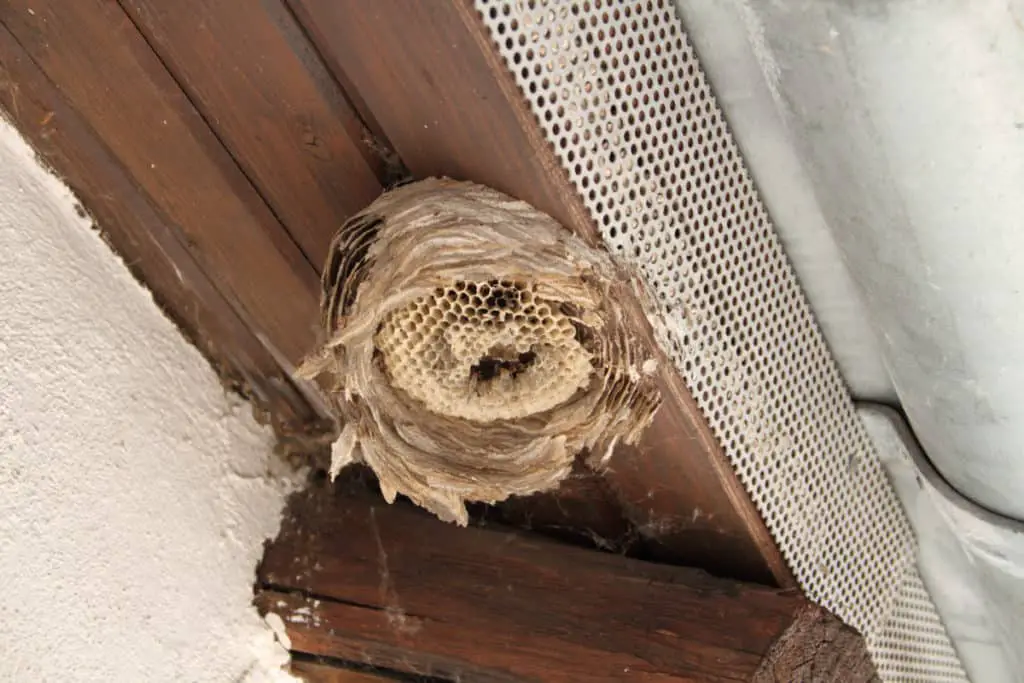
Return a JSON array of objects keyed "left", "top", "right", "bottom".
[
  {"left": 0, "top": 0, "right": 319, "bottom": 365},
  {"left": 286, "top": 0, "right": 790, "bottom": 585},
  {"left": 475, "top": 465, "right": 635, "bottom": 554},
  {"left": 0, "top": 21, "right": 321, "bottom": 437},
  {"left": 290, "top": 659, "right": 415, "bottom": 683},
  {"left": 119, "top": 0, "right": 385, "bottom": 267},
  {"left": 258, "top": 483, "right": 877, "bottom": 682}
]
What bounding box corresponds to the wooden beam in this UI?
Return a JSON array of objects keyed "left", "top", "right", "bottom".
[
  {"left": 118, "top": 0, "right": 385, "bottom": 267},
  {"left": 0, "top": 21, "right": 321, "bottom": 438},
  {"left": 476, "top": 465, "right": 635, "bottom": 554},
  {"left": 0, "top": 0, "right": 318, "bottom": 365},
  {"left": 286, "top": 0, "right": 789, "bottom": 584},
  {"left": 289, "top": 659, "right": 409, "bottom": 683},
  {"left": 257, "top": 484, "right": 877, "bottom": 682}
]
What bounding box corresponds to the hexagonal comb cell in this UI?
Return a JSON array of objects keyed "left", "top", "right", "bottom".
[{"left": 376, "top": 278, "right": 593, "bottom": 422}]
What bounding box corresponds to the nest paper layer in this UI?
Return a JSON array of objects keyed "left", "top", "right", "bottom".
[{"left": 298, "top": 178, "right": 660, "bottom": 524}]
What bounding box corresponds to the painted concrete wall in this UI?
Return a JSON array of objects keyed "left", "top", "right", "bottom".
[{"left": 0, "top": 119, "right": 297, "bottom": 681}]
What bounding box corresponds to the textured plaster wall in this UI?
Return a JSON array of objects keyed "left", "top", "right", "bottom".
[{"left": 0, "top": 118, "right": 298, "bottom": 681}]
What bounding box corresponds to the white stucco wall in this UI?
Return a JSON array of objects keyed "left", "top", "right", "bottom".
[{"left": 0, "top": 119, "right": 298, "bottom": 681}]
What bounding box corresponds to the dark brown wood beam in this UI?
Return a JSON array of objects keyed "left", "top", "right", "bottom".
[
  {"left": 289, "top": 658, "right": 412, "bottom": 683},
  {"left": 475, "top": 464, "right": 636, "bottom": 554},
  {"left": 0, "top": 19, "right": 322, "bottom": 439},
  {"left": 285, "top": 0, "right": 789, "bottom": 585},
  {"left": 0, "top": 0, "right": 320, "bottom": 364},
  {"left": 117, "top": 0, "right": 385, "bottom": 268},
  {"left": 258, "top": 484, "right": 877, "bottom": 683}
]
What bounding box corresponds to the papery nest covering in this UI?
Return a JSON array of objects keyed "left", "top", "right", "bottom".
[{"left": 297, "top": 178, "right": 661, "bottom": 524}]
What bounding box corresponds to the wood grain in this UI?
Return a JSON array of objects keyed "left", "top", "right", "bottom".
[
  {"left": 0, "top": 22, "right": 322, "bottom": 437},
  {"left": 257, "top": 484, "right": 875, "bottom": 682},
  {"left": 753, "top": 606, "right": 880, "bottom": 683},
  {"left": 287, "top": 0, "right": 789, "bottom": 585},
  {"left": 290, "top": 659, "right": 407, "bottom": 683},
  {"left": 0, "top": 0, "right": 320, "bottom": 365},
  {"left": 474, "top": 465, "right": 635, "bottom": 554},
  {"left": 119, "top": 0, "right": 384, "bottom": 267}
]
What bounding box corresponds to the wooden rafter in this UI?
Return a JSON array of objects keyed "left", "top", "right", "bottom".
[{"left": 258, "top": 481, "right": 876, "bottom": 682}]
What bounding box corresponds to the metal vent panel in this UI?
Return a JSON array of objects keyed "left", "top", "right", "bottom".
[
  {"left": 868, "top": 568, "right": 972, "bottom": 682},
  {"left": 474, "top": 1, "right": 968, "bottom": 679}
]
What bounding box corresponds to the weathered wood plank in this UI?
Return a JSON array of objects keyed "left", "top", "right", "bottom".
[
  {"left": 0, "top": 22, "right": 323, "bottom": 438},
  {"left": 753, "top": 606, "right": 880, "bottom": 683},
  {"left": 258, "top": 485, "right": 876, "bottom": 682},
  {"left": 0, "top": 0, "right": 320, "bottom": 365},
  {"left": 286, "top": 0, "right": 789, "bottom": 584},
  {"left": 119, "top": 0, "right": 385, "bottom": 267}
]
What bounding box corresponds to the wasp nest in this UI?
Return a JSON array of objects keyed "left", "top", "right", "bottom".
[{"left": 297, "top": 178, "right": 660, "bottom": 524}]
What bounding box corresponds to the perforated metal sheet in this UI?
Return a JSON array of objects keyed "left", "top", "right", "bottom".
[
  {"left": 474, "top": 1, "right": 969, "bottom": 680},
  {"left": 868, "top": 568, "right": 972, "bottom": 682}
]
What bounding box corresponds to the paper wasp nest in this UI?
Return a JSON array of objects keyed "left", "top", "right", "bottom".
[{"left": 298, "top": 178, "right": 660, "bottom": 524}]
